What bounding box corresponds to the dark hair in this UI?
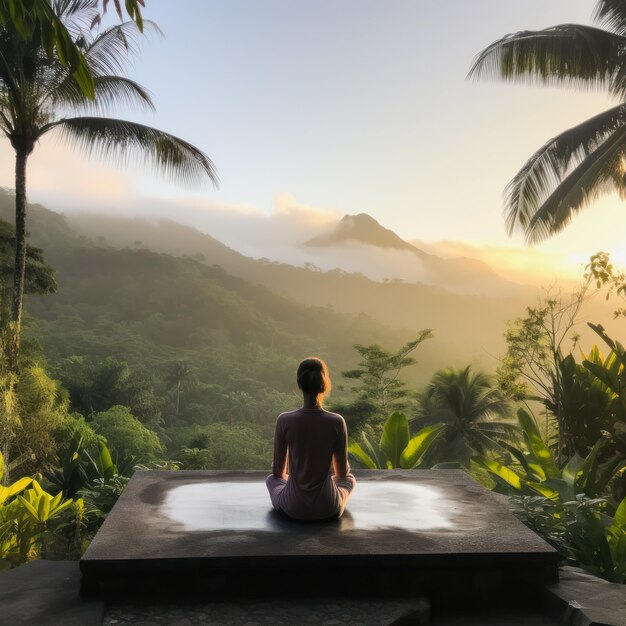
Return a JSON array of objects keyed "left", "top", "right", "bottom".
[{"left": 297, "top": 357, "right": 332, "bottom": 402}]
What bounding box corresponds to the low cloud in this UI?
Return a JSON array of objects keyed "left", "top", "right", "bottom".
[{"left": 127, "top": 192, "right": 342, "bottom": 259}]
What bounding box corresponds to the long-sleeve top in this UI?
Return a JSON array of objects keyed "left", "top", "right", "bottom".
[{"left": 271, "top": 407, "right": 353, "bottom": 520}]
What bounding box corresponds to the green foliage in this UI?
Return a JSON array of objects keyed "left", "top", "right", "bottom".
[
  {"left": 0, "top": 451, "right": 78, "bottom": 569},
  {"left": 349, "top": 412, "right": 445, "bottom": 469},
  {"left": 56, "top": 356, "right": 162, "bottom": 427},
  {"left": 473, "top": 409, "right": 626, "bottom": 502},
  {"left": 586, "top": 251, "right": 626, "bottom": 318},
  {"left": 512, "top": 494, "right": 626, "bottom": 583},
  {"left": 185, "top": 423, "right": 272, "bottom": 470},
  {"left": 177, "top": 447, "right": 216, "bottom": 470},
  {"left": 9, "top": 365, "right": 72, "bottom": 476},
  {"left": 496, "top": 285, "right": 589, "bottom": 460},
  {"left": 341, "top": 332, "right": 433, "bottom": 424},
  {"left": 91, "top": 405, "right": 163, "bottom": 462},
  {"left": 0, "top": 0, "right": 94, "bottom": 97},
  {"left": 416, "top": 366, "right": 515, "bottom": 466}
]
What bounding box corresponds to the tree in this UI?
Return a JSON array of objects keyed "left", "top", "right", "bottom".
[
  {"left": 586, "top": 251, "right": 626, "bottom": 318},
  {"left": 91, "top": 405, "right": 162, "bottom": 461},
  {"left": 0, "top": 1, "right": 218, "bottom": 374},
  {"left": 219, "top": 390, "right": 257, "bottom": 426},
  {"left": 0, "top": 219, "right": 55, "bottom": 363},
  {"left": 416, "top": 366, "right": 515, "bottom": 467},
  {"left": 57, "top": 357, "right": 161, "bottom": 427},
  {"left": 0, "top": 0, "right": 146, "bottom": 98},
  {"left": 469, "top": 0, "right": 626, "bottom": 243},
  {"left": 341, "top": 331, "right": 433, "bottom": 424},
  {"left": 0, "top": 220, "right": 56, "bottom": 479},
  {"left": 497, "top": 284, "right": 590, "bottom": 460},
  {"left": 165, "top": 361, "right": 195, "bottom": 416}
]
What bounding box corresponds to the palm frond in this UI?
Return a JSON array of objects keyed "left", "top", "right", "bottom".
[
  {"left": 54, "top": 0, "right": 99, "bottom": 40},
  {"left": 47, "top": 75, "right": 154, "bottom": 113},
  {"left": 475, "top": 421, "right": 521, "bottom": 439},
  {"left": 468, "top": 25, "right": 626, "bottom": 94},
  {"left": 504, "top": 102, "right": 626, "bottom": 240},
  {"left": 595, "top": 0, "right": 626, "bottom": 36},
  {"left": 523, "top": 122, "right": 626, "bottom": 243},
  {"left": 44, "top": 116, "right": 218, "bottom": 187},
  {"left": 84, "top": 21, "right": 161, "bottom": 77}
]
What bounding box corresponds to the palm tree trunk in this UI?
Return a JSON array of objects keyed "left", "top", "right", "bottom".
[{"left": 9, "top": 148, "right": 29, "bottom": 374}]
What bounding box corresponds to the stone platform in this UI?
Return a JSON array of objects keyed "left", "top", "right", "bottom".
[{"left": 80, "top": 470, "right": 559, "bottom": 605}]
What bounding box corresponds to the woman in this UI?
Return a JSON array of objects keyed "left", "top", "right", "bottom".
[{"left": 266, "top": 357, "right": 356, "bottom": 521}]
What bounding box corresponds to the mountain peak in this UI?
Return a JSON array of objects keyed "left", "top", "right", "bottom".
[{"left": 305, "top": 212, "right": 419, "bottom": 253}]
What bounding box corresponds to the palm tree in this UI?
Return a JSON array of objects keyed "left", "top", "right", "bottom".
[
  {"left": 469, "top": 0, "right": 626, "bottom": 243},
  {"left": 0, "top": 0, "right": 146, "bottom": 98},
  {"left": 415, "top": 366, "right": 517, "bottom": 466},
  {"left": 0, "top": 0, "right": 218, "bottom": 371},
  {"left": 165, "top": 361, "right": 195, "bottom": 416}
]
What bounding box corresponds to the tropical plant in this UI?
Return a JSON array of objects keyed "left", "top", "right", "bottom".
[
  {"left": 341, "top": 331, "right": 433, "bottom": 424},
  {"left": 469, "top": 0, "right": 626, "bottom": 243},
  {"left": 550, "top": 346, "right": 626, "bottom": 460},
  {"left": 0, "top": 1, "right": 217, "bottom": 377},
  {"left": 348, "top": 411, "right": 445, "bottom": 470},
  {"left": 512, "top": 492, "right": 626, "bottom": 583},
  {"left": 497, "top": 285, "right": 590, "bottom": 461},
  {"left": 473, "top": 408, "right": 626, "bottom": 503},
  {"left": 416, "top": 366, "right": 516, "bottom": 467},
  {"left": 0, "top": 450, "right": 76, "bottom": 569},
  {"left": 177, "top": 447, "right": 215, "bottom": 470}
]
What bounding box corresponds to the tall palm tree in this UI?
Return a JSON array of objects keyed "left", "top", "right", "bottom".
[
  {"left": 469, "top": 0, "right": 626, "bottom": 243},
  {"left": 165, "top": 361, "right": 195, "bottom": 416},
  {"left": 0, "top": 0, "right": 218, "bottom": 370},
  {"left": 415, "top": 366, "right": 517, "bottom": 466}
]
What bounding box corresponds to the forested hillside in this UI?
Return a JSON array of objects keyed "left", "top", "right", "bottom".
[{"left": 64, "top": 208, "right": 532, "bottom": 369}]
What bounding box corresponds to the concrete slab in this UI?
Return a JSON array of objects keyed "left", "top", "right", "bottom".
[
  {"left": 81, "top": 470, "right": 559, "bottom": 603},
  {"left": 0, "top": 560, "right": 104, "bottom": 625},
  {"left": 543, "top": 566, "right": 626, "bottom": 626}
]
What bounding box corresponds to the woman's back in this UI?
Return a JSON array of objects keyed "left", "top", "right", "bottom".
[{"left": 276, "top": 408, "right": 346, "bottom": 487}]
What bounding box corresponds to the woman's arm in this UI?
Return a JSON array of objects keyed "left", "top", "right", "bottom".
[
  {"left": 332, "top": 417, "right": 350, "bottom": 479},
  {"left": 272, "top": 416, "right": 288, "bottom": 479}
]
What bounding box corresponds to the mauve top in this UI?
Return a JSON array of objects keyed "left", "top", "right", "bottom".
[{"left": 271, "top": 407, "right": 352, "bottom": 520}]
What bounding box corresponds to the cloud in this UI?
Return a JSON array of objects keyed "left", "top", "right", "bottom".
[
  {"left": 110, "top": 192, "right": 341, "bottom": 260},
  {"left": 0, "top": 139, "right": 131, "bottom": 208}
]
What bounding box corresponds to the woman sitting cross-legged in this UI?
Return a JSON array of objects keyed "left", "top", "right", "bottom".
[{"left": 266, "top": 357, "right": 356, "bottom": 521}]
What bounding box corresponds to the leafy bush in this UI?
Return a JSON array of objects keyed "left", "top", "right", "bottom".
[
  {"left": 349, "top": 412, "right": 444, "bottom": 469},
  {"left": 512, "top": 494, "right": 626, "bottom": 583},
  {"left": 177, "top": 447, "right": 216, "bottom": 470},
  {"left": 0, "top": 452, "right": 80, "bottom": 569},
  {"left": 92, "top": 405, "right": 163, "bottom": 461},
  {"left": 473, "top": 409, "right": 626, "bottom": 503}
]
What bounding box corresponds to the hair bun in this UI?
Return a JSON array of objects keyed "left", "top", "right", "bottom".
[{"left": 296, "top": 357, "right": 331, "bottom": 399}]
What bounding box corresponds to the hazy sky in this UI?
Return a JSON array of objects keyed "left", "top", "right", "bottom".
[{"left": 3, "top": 0, "right": 625, "bottom": 273}]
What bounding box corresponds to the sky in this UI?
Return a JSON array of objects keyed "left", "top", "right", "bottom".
[{"left": 1, "top": 0, "right": 625, "bottom": 279}]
